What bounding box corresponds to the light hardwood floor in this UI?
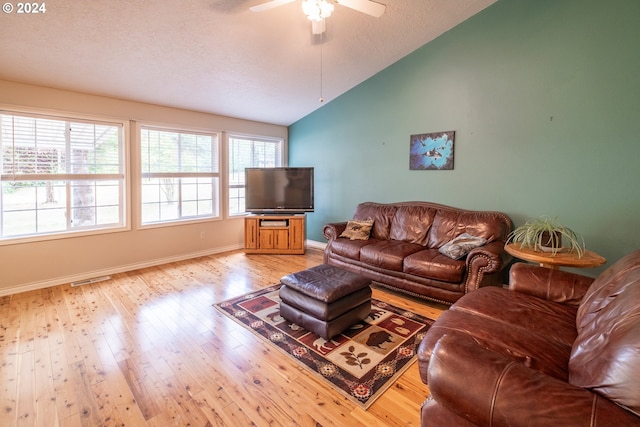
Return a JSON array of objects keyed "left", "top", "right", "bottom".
[{"left": 0, "top": 249, "right": 447, "bottom": 427}]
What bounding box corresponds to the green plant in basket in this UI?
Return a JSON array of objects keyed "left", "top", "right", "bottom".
[{"left": 506, "top": 216, "right": 585, "bottom": 258}]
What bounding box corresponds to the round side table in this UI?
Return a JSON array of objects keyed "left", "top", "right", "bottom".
[{"left": 504, "top": 243, "right": 606, "bottom": 269}]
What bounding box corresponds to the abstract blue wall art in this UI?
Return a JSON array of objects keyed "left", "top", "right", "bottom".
[{"left": 410, "top": 131, "right": 455, "bottom": 170}]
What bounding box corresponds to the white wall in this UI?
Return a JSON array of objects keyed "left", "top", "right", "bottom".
[{"left": 0, "top": 80, "right": 287, "bottom": 295}]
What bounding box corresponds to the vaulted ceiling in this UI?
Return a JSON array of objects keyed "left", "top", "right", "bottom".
[{"left": 0, "top": 0, "right": 496, "bottom": 126}]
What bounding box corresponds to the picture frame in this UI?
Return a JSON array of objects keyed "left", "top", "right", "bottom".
[{"left": 409, "top": 131, "right": 455, "bottom": 170}]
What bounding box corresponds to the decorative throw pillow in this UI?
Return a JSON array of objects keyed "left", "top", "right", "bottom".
[
  {"left": 340, "top": 219, "right": 374, "bottom": 240},
  {"left": 439, "top": 233, "right": 487, "bottom": 259}
]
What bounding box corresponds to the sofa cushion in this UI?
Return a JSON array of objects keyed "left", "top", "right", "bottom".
[
  {"left": 389, "top": 205, "right": 437, "bottom": 245},
  {"left": 419, "top": 286, "right": 578, "bottom": 383},
  {"left": 339, "top": 219, "right": 373, "bottom": 240},
  {"left": 427, "top": 210, "right": 510, "bottom": 248},
  {"left": 457, "top": 286, "right": 579, "bottom": 347},
  {"left": 569, "top": 250, "right": 640, "bottom": 416},
  {"left": 427, "top": 210, "right": 463, "bottom": 248},
  {"left": 329, "top": 238, "right": 380, "bottom": 261},
  {"left": 352, "top": 202, "right": 397, "bottom": 240},
  {"left": 403, "top": 249, "right": 466, "bottom": 283},
  {"left": 359, "top": 240, "right": 424, "bottom": 271}
]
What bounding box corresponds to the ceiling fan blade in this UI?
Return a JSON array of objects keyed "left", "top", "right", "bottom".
[
  {"left": 335, "top": 0, "right": 385, "bottom": 17},
  {"left": 249, "top": 0, "right": 297, "bottom": 13}
]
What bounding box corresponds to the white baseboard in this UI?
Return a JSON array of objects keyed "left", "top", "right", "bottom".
[
  {"left": 3, "top": 240, "right": 328, "bottom": 297},
  {"left": 0, "top": 244, "right": 242, "bottom": 297},
  {"left": 306, "top": 239, "right": 327, "bottom": 251}
]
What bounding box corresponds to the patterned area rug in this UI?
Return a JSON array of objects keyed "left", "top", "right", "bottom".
[{"left": 214, "top": 284, "right": 434, "bottom": 409}]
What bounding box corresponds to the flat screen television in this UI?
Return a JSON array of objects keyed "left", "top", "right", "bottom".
[{"left": 245, "top": 167, "right": 314, "bottom": 214}]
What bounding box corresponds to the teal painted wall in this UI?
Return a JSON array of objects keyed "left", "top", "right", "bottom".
[{"left": 289, "top": 0, "right": 640, "bottom": 275}]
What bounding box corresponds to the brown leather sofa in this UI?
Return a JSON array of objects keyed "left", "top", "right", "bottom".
[
  {"left": 417, "top": 250, "right": 640, "bottom": 426},
  {"left": 323, "top": 201, "right": 513, "bottom": 305}
]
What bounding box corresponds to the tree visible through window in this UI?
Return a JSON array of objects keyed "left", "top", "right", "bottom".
[
  {"left": 228, "top": 135, "right": 283, "bottom": 216},
  {"left": 0, "top": 111, "right": 125, "bottom": 240},
  {"left": 140, "top": 126, "right": 220, "bottom": 225}
]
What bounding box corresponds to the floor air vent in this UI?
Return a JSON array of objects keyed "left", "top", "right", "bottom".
[{"left": 71, "top": 275, "right": 111, "bottom": 287}]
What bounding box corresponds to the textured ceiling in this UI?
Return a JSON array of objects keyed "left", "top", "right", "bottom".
[{"left": 0, "top": 0, "right": 496, "bottom": 126}]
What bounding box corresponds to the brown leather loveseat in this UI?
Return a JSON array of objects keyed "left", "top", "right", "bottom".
[
  {"left": 323, "top": 201, "right": 512, "bottom": 305},
  {"left": 417, "top": 250, "right": 640, "bottom": 426}
]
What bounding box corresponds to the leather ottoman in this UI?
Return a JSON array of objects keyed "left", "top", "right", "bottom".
[{"left": 279, "top": 264, "right": 372, "bottom": 340}]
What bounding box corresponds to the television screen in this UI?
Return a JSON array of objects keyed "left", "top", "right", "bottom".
[{"left": 245, "top": 167, "right": 314, "bottom": 214}]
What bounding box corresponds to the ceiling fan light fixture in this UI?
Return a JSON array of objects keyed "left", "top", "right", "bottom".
[{"left": 302, "top": 0, "right": 334, "bottom": 21}]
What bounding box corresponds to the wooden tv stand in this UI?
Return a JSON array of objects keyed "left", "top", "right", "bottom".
[{"left": 244, "top": 214, "right": 306, "bottom": 254}]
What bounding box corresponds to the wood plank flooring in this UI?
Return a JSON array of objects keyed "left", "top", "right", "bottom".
[{"left": 0, "top": 249, "right": 447, "bottom": 427}]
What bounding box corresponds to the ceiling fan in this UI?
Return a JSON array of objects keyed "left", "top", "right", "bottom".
[{"left": 250, "top": 0, "right": 386, "bottom": 34}]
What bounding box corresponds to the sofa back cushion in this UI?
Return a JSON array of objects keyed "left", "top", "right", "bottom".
[
  {"left": 352, "top": 202, "right": 397, "bottom": 240},
  {"left": 427, "top": 210, "right": 511, "bottom": 248},
  {"left": 569, "top": 250, "right": 640, "bottom": 416},
  {"left": 389, "top": 205, "right": 437, "bottom": 245},
  {"left": 353, "top": 201, "right": 511, "bottom": 248}
]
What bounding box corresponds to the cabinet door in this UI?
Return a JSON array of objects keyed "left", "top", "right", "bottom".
[
  {"left": 259, "top": 229, "right": 274, "bottom": 249},
  {"left": 244, "top": 218, "right": 258, "bottom": 249},
  {"left": 274, "top": 229, "right": 289, "bottom": 249},
  {"left": 289, "top": 218, "right": 304, "bottom": 250}
]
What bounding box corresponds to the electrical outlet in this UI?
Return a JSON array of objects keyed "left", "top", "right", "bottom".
[{"left": 200, "top": 231, "right": 205, "bottom": 239}]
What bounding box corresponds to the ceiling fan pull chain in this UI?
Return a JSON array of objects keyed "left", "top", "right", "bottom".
[{"left": 319, "top": 31, "right": 324, "bottom": 103}]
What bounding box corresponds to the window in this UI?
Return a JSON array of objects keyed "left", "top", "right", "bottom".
[
  {"left": 140, "top": 126, "right": 220, "bottom": 225},
  {"left": 228, "top": 135, "right": 284, "bottom": 216},
  {"left": 0, "top": 110, "right": 126, "bottom": 242}
]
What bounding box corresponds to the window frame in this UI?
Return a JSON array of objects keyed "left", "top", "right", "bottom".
[
  {"left": 0, "top": 107, "right": 130, "bottom": 245},
  {"left": 138, "top": 123, "right": 222, "bottom": 228},
  {"left": 227, "top": 133, "right": 285, "bottom": 217}
]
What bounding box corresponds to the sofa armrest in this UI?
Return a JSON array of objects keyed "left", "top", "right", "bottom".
[
  {"left": 509, "top": 263, "right": 595, "bottom": 307},
  {"left": 323, "top": 221, "right": 348, "bottom": 241},
  {"left": 428, "top": 334, "right": 640, "bottom": 427},
  {"left": 465, "top": 240, "right": 512, "bottom": 290}
]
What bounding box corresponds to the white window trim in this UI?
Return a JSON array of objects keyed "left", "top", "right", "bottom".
[
  {"left": 136, "top": 121, "right": 222, "bottom": 229},
  {"left": 226, "top": 132, "right": 287, "bottom": 218},
  {"left": 0, "top": 105, "right": 131, "bottom": 246}
]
